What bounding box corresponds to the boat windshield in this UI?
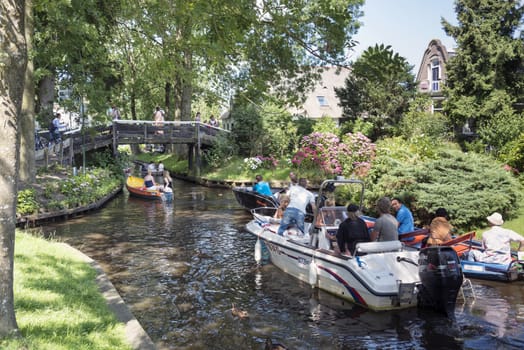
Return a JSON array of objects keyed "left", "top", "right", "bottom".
[{"left": 318, "top": 206, "right": 347, "bottom": 227}]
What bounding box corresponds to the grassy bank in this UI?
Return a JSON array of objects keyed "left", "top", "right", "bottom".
[{"left": 0, "top": 231, "right": 131, "bottom": 350}]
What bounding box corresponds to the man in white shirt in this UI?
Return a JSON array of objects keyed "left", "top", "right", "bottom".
[
  {"left": 470, "top": 212, "right": 524, "bottom": 265},
  {"left": 277, "top": 178, "right": 316, "bottom": 236}
]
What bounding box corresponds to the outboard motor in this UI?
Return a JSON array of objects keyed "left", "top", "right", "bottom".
[{"left": 417, "top": 246, "right": 463, "bottom": 318}]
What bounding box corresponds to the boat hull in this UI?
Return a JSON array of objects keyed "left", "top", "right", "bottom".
[
  {"left": 232, "top": 187, "right": 279, "bottom": 210},
  {"left": 126, "top": 176, "right": 163, "bottom": 200},
  {"left": 246, "top": 220, "right": 420, "bottom": 311},
  {"left": 460, "top": 259, "right": 520, "bottom": 282}
]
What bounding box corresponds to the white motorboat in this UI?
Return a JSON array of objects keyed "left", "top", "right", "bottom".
[{"left": 246, "top": 179, "right": 464, "bottom": 314}]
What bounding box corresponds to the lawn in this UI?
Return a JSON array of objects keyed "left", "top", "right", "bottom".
[{"left": 0, "top": 231, "right": 132, "bottom": 350}]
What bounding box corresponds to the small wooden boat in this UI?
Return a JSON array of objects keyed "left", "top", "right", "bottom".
[{"left": 126, "top": 176, "right": 163, "bottom": 200}]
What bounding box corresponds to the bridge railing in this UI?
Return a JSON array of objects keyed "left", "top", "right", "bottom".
[{"left": 113, "top": 120, "right": 229, "bottom": 146}]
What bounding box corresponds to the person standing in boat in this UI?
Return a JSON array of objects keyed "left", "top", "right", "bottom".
[
  {"left": 469, "top": 212, "right": 524, "bottom": 264},
  {"left": 253, "top": 174, "right": 273, "bottom": 197},
  {"left": 162, "top": 170, "right": 173, "bottom": 202},
  {"left": 277, "top": 178, "right": 316, "bottom": 236},
  {"left": 391, "top": 197, "right": 414, "bottom": 234},
  {"left": 335, "top": 204, "right": 370, "bottom": 256},
  {"left": 370, "top": 197, "right": 398, "bottom": 241}
]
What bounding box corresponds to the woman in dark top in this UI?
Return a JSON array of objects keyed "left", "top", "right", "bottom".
[{"left": 336, "top": 204, "right": 370, "bottom": 256}]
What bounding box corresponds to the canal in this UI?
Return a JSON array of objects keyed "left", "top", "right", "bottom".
[{"left": 40, "top": 179, "right": 524, "bottom": 349}]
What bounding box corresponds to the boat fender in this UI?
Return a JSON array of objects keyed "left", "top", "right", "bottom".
[
  {"left": 309, "top": 258, "right": 318, "bottom": 287},
  {"left": 254, "top": 237, "right": 262, "bottom": 264}
]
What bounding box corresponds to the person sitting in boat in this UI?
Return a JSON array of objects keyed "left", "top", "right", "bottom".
[
  {"left": 253, "top": 174, "right": 273, "bottom": 197},
  {"left": 335, "top": 204, "right": 370, "bottom": 256},
  {"left": 143, "top": 169, "right": 160, "bottom": 191},
  {"left": 274, "top": 194, "right": 290, "bottom": 220},
  {"left": 391, "top": 197, "right": 414, "bottom": 234},
  {"left": 426, "top": 208, "right": 453, "bottom": 246},
  {"left": 277, "top": 177, "right": 316, "bottom": 236},
  {"left": 469, "top": 212, "right": 524, "bottom": 265},
  {"left": 147, "top": 162, "right": 156, "bottom": 172},
  {"left": 370, "top": 197, "right": 398, "bottom": 242},
  {"left": 315, "top": 197, "right": 336, "bottom": 227}
]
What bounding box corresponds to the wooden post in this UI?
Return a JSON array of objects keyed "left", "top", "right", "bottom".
[
  {"left": 112, "top": 122, "right": 118, "bottom": 156},
  {"left": 69, "top": 138, "right": 74, "bottom": 165},
  {"left": 188, "top": 144, "right": 194, "bottom": 174}
]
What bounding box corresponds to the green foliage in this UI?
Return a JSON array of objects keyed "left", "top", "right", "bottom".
[
  {"left": 442, "top": 0, "right": 524, "bottom": 143},
  {"left": 17, "top": 189, "right": 40, "bottom": 215},
  {"left": 312, "top": 116, "right": 339, "bottom": 136},
  {"left": 336, "top": 44, "right": 417, "bottom": 139},
  {"left": 400, "top": 95, "right": 451, "bottom": 141},
  {"left": 230, "top": 103, "right": 263, "bottom": 156},
  {"left": 499, "top": 132, "right": 524, "bottom": 172},
  {"left": 203, "top": 133, "right": 238, "bottom": 169},
  {"left": 294, "top": 116, "right": 316, "bottom": 138},
  {"left": 364, "top": 143, "right": 522, "bottom": 230},
  {"left": 476, "top": 92, "right": 524, "bottom": 150},
  {"left": 339, "top": 118, "right": 375, "bottom": 138},
  {"left": 259, "top": 102, "right": 298, "bottom": 157}
]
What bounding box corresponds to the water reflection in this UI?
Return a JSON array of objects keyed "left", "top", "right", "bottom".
[{"left": 39, "top": 180, "right": 524, "bottom": 349}]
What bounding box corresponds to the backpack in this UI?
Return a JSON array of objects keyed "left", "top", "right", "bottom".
[{"left": 49, "top": 120, "right": 56, "bottom": 132}]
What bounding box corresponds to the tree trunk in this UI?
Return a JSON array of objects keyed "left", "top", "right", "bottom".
[
  {"left": 164, "top": 81, "right": 171, "bottom": 120},
  {"left": 0, "top": 0, "right": 27, "bottom": 336},
  {"left": 19, "top": 0, "right": 35, "bottom": 185},
  {"left": 37, "top": 74, "right": 54, "bottom": 117}
]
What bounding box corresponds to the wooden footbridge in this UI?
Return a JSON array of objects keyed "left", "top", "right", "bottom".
[{"left": 36, "top": 121, "right": 229, "bottom": 175}]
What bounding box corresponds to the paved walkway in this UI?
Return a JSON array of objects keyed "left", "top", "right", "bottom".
[{"left": 58, "top": 242, "right": 157, "bottom": 350}]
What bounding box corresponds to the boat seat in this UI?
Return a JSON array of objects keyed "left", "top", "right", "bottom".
[{"left": 355, "top": 240, "right": 403, "bottom": 255}]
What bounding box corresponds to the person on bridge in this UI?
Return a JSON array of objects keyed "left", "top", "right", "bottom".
[
  {"left": 153, "top": 106, "right": 164, "bottom": 134},
  {"left": 111, "top": 105, "right": 120, "bottom": 120},
  {"left": 49, "top": 113, "right": 62, "bottom": 144}
]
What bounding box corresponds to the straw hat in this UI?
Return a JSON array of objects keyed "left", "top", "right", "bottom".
[{"left": 486, "top": 212, "right": 504, "bottom": 226}]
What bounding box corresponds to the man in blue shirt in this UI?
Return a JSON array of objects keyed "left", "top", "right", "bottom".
[
  {"left": 391, "top": 197, "right": 414, "bottom": 234},
  {"left": 253, "top": 174, "right": 273, "bottom": 197}
]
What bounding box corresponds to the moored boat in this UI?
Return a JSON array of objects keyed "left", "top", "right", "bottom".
[
  {"left": 246, "top": 179, "right": 464, "bottom": 313},
  {"left": 444, "top": 234, "right": 524, "bottom": 282},
  {"left": 126, "top": 175, "right": 163, "bottom": 200},
  {"left": 232, "top": 186, "right": 280, "bottom": 210}
]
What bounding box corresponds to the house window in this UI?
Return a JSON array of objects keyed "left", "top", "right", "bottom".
[
  {"left": 317, "top": 96, "right": 329, "bottom": 107},
  {"left": 431, "top": 59, "right": 440, "bottom": 92}
]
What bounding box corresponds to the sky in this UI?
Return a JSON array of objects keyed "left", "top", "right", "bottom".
[{"left": 352, "top": 0, "right": 458, "bottom": 73}]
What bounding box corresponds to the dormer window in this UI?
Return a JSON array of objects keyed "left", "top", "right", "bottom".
[
  {"left": 317, "top": 96, "right": 329, "bottom": 106},
  {"left": 431, "top": 59, "right": 440, "bottom": 92}
]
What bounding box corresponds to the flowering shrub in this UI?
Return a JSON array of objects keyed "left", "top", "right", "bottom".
[
  {"left": 292, "top": 132, "right": 342, "bottom": 175},
  {"left": 339, "top": 132, "right": 376, "bottom": 177},
  {"left": 291, "top": 132, "right": 376, "bottom": 177},
  {"left": 243, "top": 155, "right": 278, "bottom": 171}
]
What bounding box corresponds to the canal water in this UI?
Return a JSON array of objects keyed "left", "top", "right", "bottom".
[{"left": 39, "top": 179, "right": 524, "bottom": 350}]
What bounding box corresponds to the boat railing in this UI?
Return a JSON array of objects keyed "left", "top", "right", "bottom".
[{"left": 355, "top": 240, "right": 403, "bottom": 255}]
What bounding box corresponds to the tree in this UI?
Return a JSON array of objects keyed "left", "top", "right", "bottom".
[
  {"left": 0, "top": 0, "right": 27, "bottom": 336},
  {"left": 442, "top": 0, "right": 524, "bottom": 150},
  {"left": 19, "top": 0, "right": 36, "bottom": 185},
  {"left": 336, "top": 44, "right": 417, "bottom": 139},
  {"left": 33, "top": 0, "right": 365, "bottom": 125}
]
